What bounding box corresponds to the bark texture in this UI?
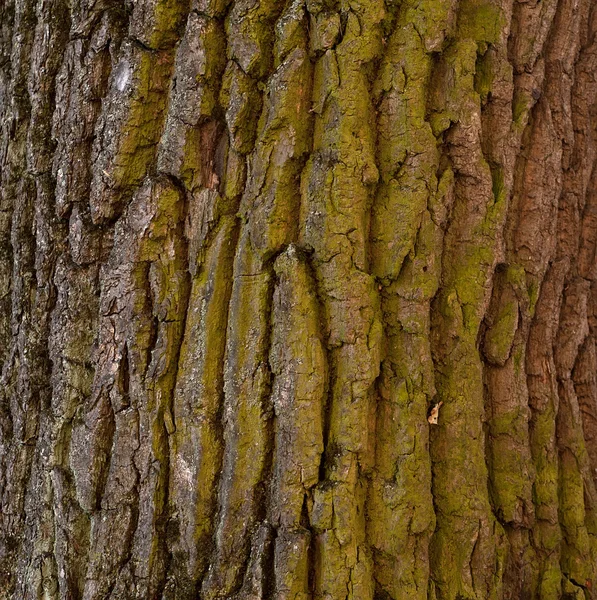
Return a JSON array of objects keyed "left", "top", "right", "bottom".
[{"left": 0, "top": 0, "right": 596, "bottom": 597}]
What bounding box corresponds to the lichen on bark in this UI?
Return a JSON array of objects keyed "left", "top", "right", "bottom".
[{"left": 1, "top": 0, "right": 597, "bottom": 597}]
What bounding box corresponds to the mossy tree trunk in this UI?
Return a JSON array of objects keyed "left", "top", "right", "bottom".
[{"left": 0, "top": 0, "right": 596, "bottom": 597}]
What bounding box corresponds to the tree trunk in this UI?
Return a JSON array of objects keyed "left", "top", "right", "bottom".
[{"left": 0, "top": 0, "right": 596, "bottom": 597}]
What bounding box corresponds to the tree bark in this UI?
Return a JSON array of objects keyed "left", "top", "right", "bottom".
[{"left": 0, "top": 0, "right": 596, "bottom": 597}]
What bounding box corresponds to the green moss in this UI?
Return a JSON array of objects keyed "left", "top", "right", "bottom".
[
  {"left": 538, "top": 563, "right": 562, "bottom": 599},
  {"left": 512, "top": 89, "right": 531, "bottom": 128},
  {"left": 297, "top": 0, "right": 387, "bottom": 594},
  {"left": 370, "top": 22, "right": 439, "bottom": 282},
  {"left": 562, "top": 577, "right": 586, "bottom": 600},
  {"left": 169, "top": 215, "right": 238, "bottom": 584},
  {"left": 309, "top": 11, "right": 341, "bottom": 55},
  {"left": 366, "top": 5, "right": 443, "bottom": 594},
  {"left": 484, "top": 299, "right": 518, "bottom": 365},
  {"left": 146, "top": 0, "right": 188, "bottom": 49},
  {"left": 200, "top": 236, "right": 273, "bottom": 597},
  {"left": 226, "top": 0, "right": 280, "bottom": 78},
  {"left": 505, "top": 264, "right": 526, "bottom": 287},
  {"left": 428, "top": 39, "right": 478, "bottom": 132},
  {"left": 275, "top": 0, "right": 308, "bottom": 66},
  {"left": 474, "top": 52, "right": 494, "bottom": 103},
  {"left": 107, "top": 49, "right": 174, "bottom": 216},
  {"left": 530, "top": 392, "right": 562, "bottom": 596},
  {"left": 426, "top": 2, "right": 514, "bottom": 591},
  {"left": 219, "top": 62, "right": 262, "bottom": 154},
  {"left": 241, "top": 47, "right": 313, "bottom": 261},
  {"left": 488, "top": 405, "right": 533, "bottom": 522},
  {"left": 458, "top": 0, "right": 504, "bottom": 45},
  {"left": 401, "top": 0, "right": 453, "bottom": 52}
]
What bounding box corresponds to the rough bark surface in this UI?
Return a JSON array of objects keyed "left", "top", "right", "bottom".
[{"left": 0, "top": 0, "right": 596, "bottom": 597}]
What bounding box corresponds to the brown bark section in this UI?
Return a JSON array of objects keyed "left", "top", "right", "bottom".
[{"left": 0, "top": 0, "right": 596, "bottom": 598}]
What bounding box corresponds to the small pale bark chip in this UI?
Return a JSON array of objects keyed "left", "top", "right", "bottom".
[{"left": 428, "top": 401, "right": 444, "bottom": 425}]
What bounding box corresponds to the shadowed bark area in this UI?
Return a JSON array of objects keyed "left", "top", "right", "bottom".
[{"left": 0, "top": 0, "right": 596, "bottom": 597}]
